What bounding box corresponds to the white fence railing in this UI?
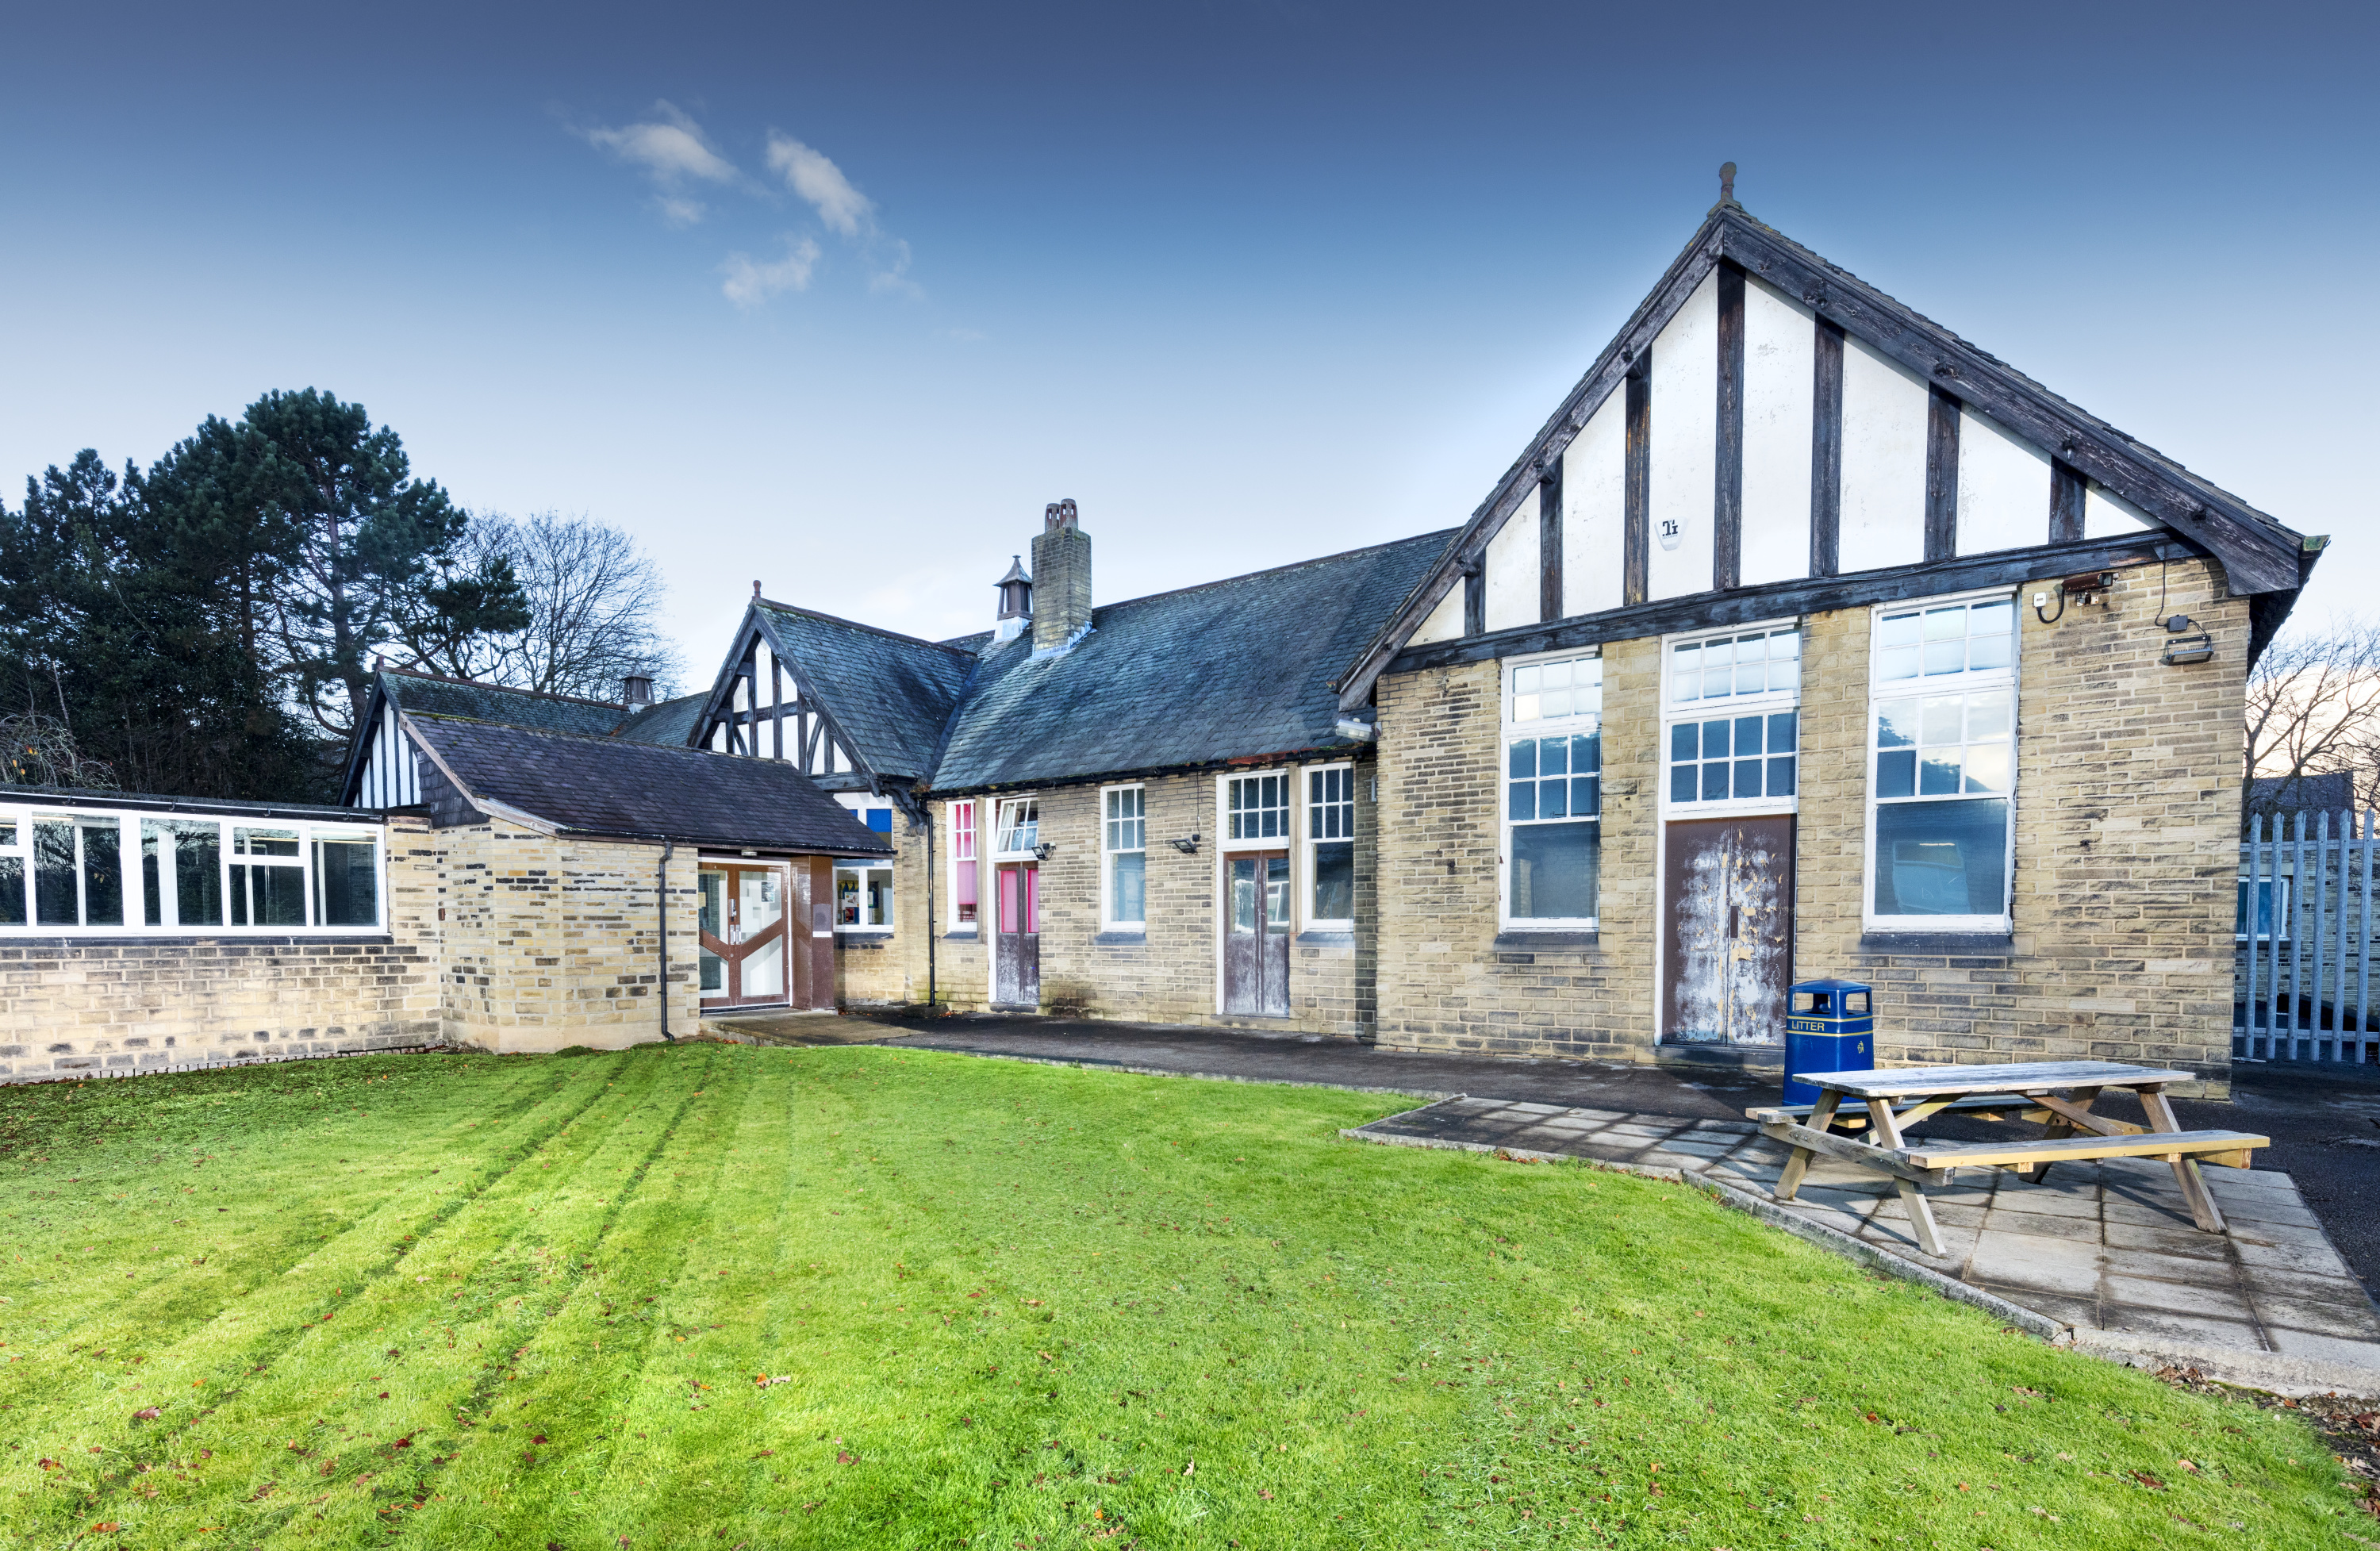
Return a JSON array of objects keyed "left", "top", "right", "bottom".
[{"left": 2236, "top": 810, "right": 2379, "bottom": 1065}]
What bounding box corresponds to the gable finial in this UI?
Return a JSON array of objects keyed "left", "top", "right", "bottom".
[
  {"left": 752, "top": 579, "right": 762, "bottom": 600},
  {"left": 1716, "top": 161, "right": 1739, "bottom": 211}
]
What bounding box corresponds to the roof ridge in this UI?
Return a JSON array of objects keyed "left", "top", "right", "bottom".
[
  {"left": 1084, "top": 528, "right": 1462, "bottom": 616},
  {"left": 382, "top": 665, "right": 628, "bottom": 711},
  {"left": 756, "top": 601, "right": 978, "bottom": 658},
  {"left": 408, "top": 710, "right": 742, "bottom": 762}
]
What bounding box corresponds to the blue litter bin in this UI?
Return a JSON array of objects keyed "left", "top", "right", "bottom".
[{"left": 1783, "top": 978, "right": 1874, "bottom": 1105}]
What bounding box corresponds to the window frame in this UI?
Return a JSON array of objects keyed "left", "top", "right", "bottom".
[
  {"left": 1100, "top": 783, "right": 1148, "bottom": 932},
  {"left": 947, "top": 799, "right": 980, "bottom": 930},
  {"left": 0, "top": 800, "right": 385, "bottom": 937},
  {"left": 992, "top": 797, "right": 1041, "bottom": 860},
  {"left": 1303, "top": 762, "right": 1357, "bottom": 931},
  {"left": 1220, "top": 771, "right": 1292, "bottom": 851},
  {"left": 1659, "top": 620, "right": 1803, "bottom": 820},
  {"left": 1862, "top": 586, "right": 2021, "bottom": 934},
  {"left": 1499, "top": 647, "right": 1605, "bottom": 933},
  {"left": 832, "top": 859, "right": 896, "bottom": 934}
]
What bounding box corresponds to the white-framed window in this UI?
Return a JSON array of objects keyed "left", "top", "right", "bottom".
[
  {"left": 993, "top": 797, "right": 1040, "bottom": 858},
  {"left": 835, "top": 861, "right": 894, "bottom": 931},
  {"left": 1102, "top": 785, "right": 1146, "bottom": 929},
  {"left": 1503, "top": 651, "right": 1603, "bottom": 929},
  {"left": 1224, "top": 773, "right": 1290, "bottom": 846},
  {"left": 1306, "top": 764, "right": 1355, "bottom": 928},
  {"left": 0, "top": 802, "right": 382, "bottom": 935},
  {"left": 949, "top": 800, "right": 979, "bottom": 927},
  {"left": 1664, "top": 624, "right": 1801, "bottom": 812},
  {"left": 2236, "top": 877, "right": 2290, "bottom": 943},
  {"left": 1866, "top": 591, "right": 2018, "bottom": 930}
]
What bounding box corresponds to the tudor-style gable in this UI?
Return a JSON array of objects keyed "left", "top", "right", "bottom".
[{"left": 1338, "top": 185, "right": 2319, "bottom": 712}]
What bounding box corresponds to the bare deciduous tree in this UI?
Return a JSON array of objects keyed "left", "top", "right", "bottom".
[
  {"left": 0, "top": 712, "right": 120, "bottom": 789},
  {"left": 401, "top": 513, "right": 681, "bottom": 702},
  {"left": 2244, "top": 616, "right": 2380, "bottom": 821}
]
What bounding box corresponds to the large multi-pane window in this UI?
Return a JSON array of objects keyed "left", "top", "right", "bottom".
[
  {"left": 950, "top": 800, "right": 978, "bottom": 925},
  {"left": 0, "top": 803, "right": 381, "bottom": 935},
  {"left": 1503, "top": 652, "right": 1603, "bottom": 927},
  {"left": 1666, "top": 627, "right": 1800, "bottom": 808},
  {"left": 1868, "top": 593, "right": 2018, "bottom": 926},
  {"left": 1307, "top": 765, "right": 1355, "bottom": 927},
  {"left": 1103, "top": 785, "right": 1146, "bottom": 928}
]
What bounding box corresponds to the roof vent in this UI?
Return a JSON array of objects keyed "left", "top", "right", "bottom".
[
  {"left": 623, "top": 674, "right": 654, "bottom": 708},
  {"left": 993, "top": 555, "right": 1032, "bottom": 644}
]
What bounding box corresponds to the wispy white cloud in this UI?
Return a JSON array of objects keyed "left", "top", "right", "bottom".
[
  {"left": 581, "top": 102, "right": 737, "bottom": 223},
  {"left": 764, "top": 132, "right": 874, "bottom": 236},
  {"left": 868, "top": 237, "right": 923, "bottom": 298},
  {"left": 720, "top": 236, "right": 821, "bottom": 308}
]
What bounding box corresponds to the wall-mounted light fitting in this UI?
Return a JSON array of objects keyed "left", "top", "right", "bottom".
[
  {"left": 1169, "top": 834, "right": 1202, "bottom": 855},
  {"left": 1032, "top": 842, "right": 1057, "bottom": 862},
  {"left": 2033, "top": 570, "right": 2120, "bottom": 624},
  {"left": 2163, "top": 634, "right": 2215, "bottom": 666}
]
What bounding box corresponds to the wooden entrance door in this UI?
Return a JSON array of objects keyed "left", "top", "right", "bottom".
[
  {"left": 697, "top": 863, "right": 793, "bottom": 1008},
  {"left": 1662, "top": 816, "right": 1793, "bottom": 1045},
  {"left": 1223, "top": 850, "right": 1291, "bottom": 1016},
  {"left": 994, "top": 862, "right": 1039, "bottom": 1008}
]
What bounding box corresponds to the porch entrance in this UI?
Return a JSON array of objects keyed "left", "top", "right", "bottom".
[
  {"left": 698, "top": 862, "right": 795, "bottom": 1009},
  {"left": 1223, "top": 850, "right": 1291, "bottom": 1016},
  {"left": 1661, "top": 816, "right": 1793, "bottom": 1046},
  {"left": 994, "top": 862, "right": 1039, "bottom": 1008}
]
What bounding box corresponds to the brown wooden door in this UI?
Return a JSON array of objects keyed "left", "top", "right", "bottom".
[
  {"left": 697, "top": 863, "right": 793, "bottom": 1008},
  {"left": 994, "top": 862, "right": 1039, "bottom": 1008},
  {"left": 1223, "top": 850, "right": 1291, "bottom": 1016},
  {"left": 1662, "top": 816, "right": 1793, "bottom": 1045}
]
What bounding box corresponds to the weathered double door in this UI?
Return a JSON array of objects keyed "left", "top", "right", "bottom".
[
  {"left": 1662, "top": 816, "right": 1794, "bottom": 1046},
  {"left": 1223, "top": 850, "right": 1291, "bottom": 1016},
  {"left": 993, "top": 862, "right": 1039, "bottom": 1008}
]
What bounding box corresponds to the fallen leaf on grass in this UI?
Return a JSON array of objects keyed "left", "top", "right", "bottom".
[
  {"left": 131, "top": 1406, "right": 159, "bottom": 1421},
  {"left": 836, "top": 1450, "right": 858, "bottom": 1465}
]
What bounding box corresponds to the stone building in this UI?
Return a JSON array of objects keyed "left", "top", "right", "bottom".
[{"left": 1, "top": 190, "right": 2317, "bottom": 1088}]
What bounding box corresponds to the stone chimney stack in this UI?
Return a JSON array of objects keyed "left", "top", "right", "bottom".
[{"left": 1030, "top": 499, "right": 1092, "bottom": 653}]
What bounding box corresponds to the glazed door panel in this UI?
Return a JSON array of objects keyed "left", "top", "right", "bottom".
[
  {"left": 1661, "top": 816, "right": 1793, "bottom": 1046},
  {"left": 994, "top": 862, "right": 1039, "bottom": 1008},
  {"left": 697, "top": 862, "right": 794, "bottom": 1008},
  {"left": 1223, "top": 850, "right": 1291, "bottom": 1016}
]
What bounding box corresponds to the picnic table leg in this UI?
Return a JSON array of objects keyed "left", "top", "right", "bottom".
[
  {"left": 1864, "top": 1098, "right": 1948, "bottom": 1259},
  {"left": 2138, "top": 1087, "right": 2230, "bottom": 1234},
  {"left": 2022, "top": 1086, "right": 2102, "bottom": 1184},
  {"left": 1774, "top": 1090, "right": 1840, "bottom": 1202}
]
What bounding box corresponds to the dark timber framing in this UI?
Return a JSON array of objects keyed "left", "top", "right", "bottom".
[
  {"left": 1462, "top": 562, "right": 1485, "bottom": 637},
  {"left": 1810, "top": 317, "right": 1844, "bottom": 578},
  {"left": 2049, "top": 459, "right": 2087, "bottom": 543},
  {"left": 1623, "top": 361, "right": 1651, "bottom": 606},
  {"left": 1388, "top": 533, "right": 2200, "bottom": 678},
  {"left": 1925, "top": 386, "right": 1961, "bottom": 562},
  {"left": 1714, "top": 262, "right": 1746, "bottom": 592},
  {"left": 689, "top": 603, "right": 885, "bottom": 797},
  {"left": 1538, "top": 460, "right": 1564, "bottom": 623},
  {"left": 1334, "top": 203, "right": 2309, "bottom": 714}
]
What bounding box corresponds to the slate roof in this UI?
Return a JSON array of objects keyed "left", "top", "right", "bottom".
[
  {"left": 928, "top": 530, "right": 1456, "bottom": 793},
  {"left": 379, "top": 669, "right": 640, "bottom": 738},
  {"left": 752, "top": 605, "right": 976, "bottom": 780},
  {"left": 403, "top": 714, "right": 892, "bottom": 854},
  {"left": 611, "top": 693, "right": 709, "bottom": 747}
]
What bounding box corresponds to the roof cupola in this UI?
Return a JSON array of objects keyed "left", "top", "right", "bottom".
[{"left": 993, "top": 555, "right": 1032, "bottom": 643}]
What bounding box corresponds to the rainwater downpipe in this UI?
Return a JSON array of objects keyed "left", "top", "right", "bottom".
[
  {"left": 658, "top": 839, "right": 676, "bottom": 1042},
  {"left": 925, "top": 808, "right": 937, "bottom": 1011}
]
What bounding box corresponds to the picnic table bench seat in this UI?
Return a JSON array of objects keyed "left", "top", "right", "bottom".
[{"left": 1901, "top": 1129, "right": 2267, "bottom": 1173}]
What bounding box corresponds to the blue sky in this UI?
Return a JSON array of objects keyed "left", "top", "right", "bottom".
[{"left": 2, "top": 2, "right": 2370, "bottom": 681}]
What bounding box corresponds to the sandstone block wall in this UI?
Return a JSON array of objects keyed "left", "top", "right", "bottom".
[{"left": 1373, "top": 556, "right": 2245, "bottom": 1092}]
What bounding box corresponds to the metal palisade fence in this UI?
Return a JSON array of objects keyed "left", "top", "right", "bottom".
[{"left": 2237, "top": 810, "right": 2378, "bottom": 1064}]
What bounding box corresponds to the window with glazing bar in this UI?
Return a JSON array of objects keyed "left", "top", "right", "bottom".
[
  {"left": 1503, "top": 653, "right": 1603, "bottom": 927},
  {"left": 1103, "top": 786, "right": 1146, "bottom": 927},
  {"left": 1307, "top": 766, "right": 1354, "bottom": 927},
  {"left": 1868, "top": 594, "right": 2017, "bottom": 926}
]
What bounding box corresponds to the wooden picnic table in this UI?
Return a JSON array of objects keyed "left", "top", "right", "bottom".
[{"left": 1745, "top": 1060, "right": 2268, "bottom": 1259}]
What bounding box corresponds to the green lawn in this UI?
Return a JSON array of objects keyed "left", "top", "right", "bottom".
[{"left": 0, "top": 1042, "right": 2361, "bottom": 1549}]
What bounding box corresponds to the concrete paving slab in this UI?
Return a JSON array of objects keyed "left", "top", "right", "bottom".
[
  {"left": 1968, "top": 1231, "right": 2105, "bottom": 1295},
  {"left": 2103, "top": 1274, "right": 2259, "bottom": 1320},
  {"left": 1979, "top": 1208, "right": 2103, "bottom": 1243},
  {"left": 2263, "top": 1326, "right": 2380, "bottom": 1369},
  {"left": 2098, "top": 1309, "right": 2270, "bottom": 1348},
  {"left": 2102, "top": 1220, "right": 2236, "bottom": 1260},
  {"left": 2229, "top": 1235, "right": 2359, "bottom": 1278},
  {"left": 2248, "top": 1296, "right": 2380, "bottom": 1341},
  {"left": 1987, "top": 1188, "right": 2104, "bottom": 1219}
]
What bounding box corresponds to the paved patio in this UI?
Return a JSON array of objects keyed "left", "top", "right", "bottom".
[{"left": 1350, "top": 1095, "right": 2380, "bottom": 1391}]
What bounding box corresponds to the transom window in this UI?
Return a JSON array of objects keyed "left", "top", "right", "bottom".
[
  {"left": 1226, "top": 774, "right": 1289, "bottom": 843},
  {"left": 1307, "top": 765, "right": 1355, "bottom": 927},
  {"left": 1103, "top": 785, "right": 1146, "bottom": 928},
  {"left": 994, "top": 798, "right": 1040, "bottom": 857},
  {"left": 1868, "top": 595, "right": 2018, "bottom": 926},
  {"left": 1665, "top": 626, "right": 1799, "bottom": 811},
  {"left": 1502, "top": 652, "right": 1603, "bottom": 928}
]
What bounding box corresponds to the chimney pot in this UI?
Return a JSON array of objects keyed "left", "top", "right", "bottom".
[{"left": 623, "top": 674, "right": 654, "bottom": 707}]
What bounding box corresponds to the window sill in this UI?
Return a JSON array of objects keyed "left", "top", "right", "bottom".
[
  {"left": 942, "top": 929, "right": 980, "bottom": 942},
  {"left": 1296, "top": 930, "right": 1355, "bottom": 944},
  {"left": 1092, "top": 931, "right": 1146, "bottom": 946},
  {"left": 835, "top": 931, "right": 894, "bottom": 947},
  {"left": 0, "top": 932, "right": 397, "bottom": 948},
  {"left": 1859, "top": 931, "right": 2013, "bottom": 956},
  {"left": 1491, "top": 931, "right": 1599, "bottom": 950}
]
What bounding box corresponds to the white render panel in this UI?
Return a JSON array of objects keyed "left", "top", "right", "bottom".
[
  {"left": 1648, "top": 269, "right": 1718, "bottom": 600},
  {"left": 1955, "top": 406, "right": 2051, "bottom": 555},
  {"left": 1484, "top": 486, "right": 1541, "bottom": 632},
  {"left": 1563, "top": 391, "right": 1626, "bottom": 617},
  {"left": 1411, "top": 580, "right": 1466, "bottom": 644},
  {"left": 2084, "top": 482, "right": 2159, "bottom": 537},
  {"left": 1837, "top": 335, "right": 1929, "bottom": 573},
  {"left": 1739, "top": 278, "right": 1815, "bottom": 586}
]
